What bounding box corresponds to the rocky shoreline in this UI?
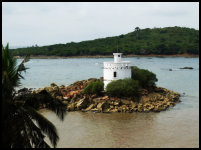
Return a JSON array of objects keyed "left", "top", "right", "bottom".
[
  {"left": 16, "top": 78, "right": 181, "bottom": 113},
  {"left": 14, "top": 54, "right": 199, "bottom": 59}
]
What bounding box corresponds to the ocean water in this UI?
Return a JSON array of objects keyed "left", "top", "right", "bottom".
[{"left": 17, "top": 57, "right": 199, "bottom": 148}]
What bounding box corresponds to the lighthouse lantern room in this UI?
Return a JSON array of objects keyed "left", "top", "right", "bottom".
[{"left": 103, "top": 53, "right": 131, "bottom": 89}]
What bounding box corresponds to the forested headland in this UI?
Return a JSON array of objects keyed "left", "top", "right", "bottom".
[{"left": 10, "top": 26, "right": 199, "bottom": 57}]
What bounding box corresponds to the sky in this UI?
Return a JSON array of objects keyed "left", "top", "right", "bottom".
[{"left": 2, "top": 2, "right": 199, "bottom": 48}]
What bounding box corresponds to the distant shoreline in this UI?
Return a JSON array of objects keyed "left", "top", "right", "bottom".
[{"left": 14, "top": 54, "right": 199, "bottom": 59}]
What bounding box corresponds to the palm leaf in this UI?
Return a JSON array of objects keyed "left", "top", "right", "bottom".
[
  {"left": 22, "top": 106, "right": 59, "bottom": 148},
  {"left": 24, "top": 90, "right": 67, "bottom": 121}
]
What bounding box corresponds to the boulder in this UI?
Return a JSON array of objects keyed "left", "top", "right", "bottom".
[
  {"left": 110, "top": 108, "right": 118, "bottom": 113},
  {"left": 122, "top": 105, "right": 128, "bottom": 112},
  {"left": 62, "top": 101, "right": 69, "bottom": 105},
  {"left": 130, "top": 101, "right": 137, "bottom": 108},
  {"left": 113, "top": 101, "right": 120, "bottom": 106},
  {"left": 91, "top": 108, "right": 100, "bottom": 113},
  {"left": 167, "top": 101, "right": 175, "bottom": 107},
  {"left": 50, "top": 83, "right": 57, "bottom": 87},
  {"left": 153, "top": 103, "right": 168, "bottom": 112},
  {"left": 97, "top": 102, "right": 110, "bottom": 111},
  {"left": 101, "top": 96, "right": 109, "bottom": 100},
  {"left": 103, "top": 108, "right": 111, "bottom": 113},
  {"left": 139, "top": 89, "right": 149, "bottom": 95},
  {"left": 137, "top": 104, "right": 143, "bottom": 112},
  {"left": 76, "top": 97, "right": 89, "bottom": 110},
  {"left": 110, "top": 105, "right": 114, "bottom": 109},
  {"left": 85, "top": 104, "right": 95, "bottom": 111},
  {"left": 44, "top": 87, "right": 54, "bottom": 93},
  {"left": 67, "top": 103, "right": 75, "bottom": 111},
  {"left": 179, "top": 67, "right": 193, "bottom": 69},
  {"left": 56, "top": 96, "right": 63, "bottom": 101},
  {"left": 60, "top": 85, "right": 65, "bottom": 88},
  {"left": 18, "top": 88, "right": 29, "bottom": 93},
  {"left": 121, "top": 99, "right": 131, "bottom": 105},
  {"left": 143, "top": 103, "right": 154, "bottom": 112}
]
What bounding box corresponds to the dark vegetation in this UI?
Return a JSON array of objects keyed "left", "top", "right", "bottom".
[
  {"left": 106, "top": 79, "right": 140, "bottom": 97},
  {"left": 131, "top": 66, "right": 158, "bottom": 88},
  {"left": 82, "top": 81, "right": 104, "bottom": 95},
  {"left": 2, "top": 44, "right": 66, "bottom": 148},
  {"left": 10, "top": 26, "right": 199, "bottom": 56},
  {"left": 105, "top": 66, "right": 158, "bottom": 98}
]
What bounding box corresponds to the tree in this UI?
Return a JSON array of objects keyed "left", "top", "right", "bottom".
[
  {"left": 135, "top": 27, "right": 140, "bottom": 39},
  {"left": 2, "top": 43, "right": 67, "bottom": 148},
  {"left": 131, "top": 66, "right": 158, "bottom": 89}
]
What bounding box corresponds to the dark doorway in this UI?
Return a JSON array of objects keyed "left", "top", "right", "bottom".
[{"left": 114, "top": 72, "right": 117, "bottom": 77}]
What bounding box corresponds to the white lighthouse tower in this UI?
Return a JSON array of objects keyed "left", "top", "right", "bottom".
[{"left": 103, "top": 53, "right": 131, "bottom": 89}]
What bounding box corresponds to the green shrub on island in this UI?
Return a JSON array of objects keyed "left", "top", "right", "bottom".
[
  {"left": 83, "top": 81, "right": 104, "bottom": 95},
  {"left": 131, "top": 66, "right": 158, "bottom": 88},
  {"left": 106, "top": 79, "right": 140, "bottom": 97}
]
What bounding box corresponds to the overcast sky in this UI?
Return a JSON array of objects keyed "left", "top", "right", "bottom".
[{"left": 2, "top": 2, "right": 199, "bottom": 48}]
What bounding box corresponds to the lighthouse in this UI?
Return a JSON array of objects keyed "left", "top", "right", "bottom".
[{"left": 103, "top": 53, "right": 131, "bottom": 89}]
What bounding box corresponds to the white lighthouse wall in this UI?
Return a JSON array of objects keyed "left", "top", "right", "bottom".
[{"left": 103, "top": 62, "right": 131, "bottom": 89}]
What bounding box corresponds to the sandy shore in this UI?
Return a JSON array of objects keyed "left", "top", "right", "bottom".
[{"left": 14, "top": 54, "right": 199, "bottom": 59}]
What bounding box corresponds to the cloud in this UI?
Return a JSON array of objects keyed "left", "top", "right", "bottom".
[{"left": 2, "top": 2, "right": 199, "bottom": 47}]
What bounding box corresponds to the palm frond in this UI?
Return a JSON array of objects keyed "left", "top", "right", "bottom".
[
  {"left": 22, "top": 106, "right": 59, "bottom": 148},
  {"left": 24, "top": 90, "right": 67, "bottom": 121},
  {"left": 2, "top": 43, "right": 66, "bottom": 148}
]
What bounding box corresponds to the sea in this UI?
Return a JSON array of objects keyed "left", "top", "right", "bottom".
[{"left": 17, "top": 57, "right": 199, "bottom": 148}]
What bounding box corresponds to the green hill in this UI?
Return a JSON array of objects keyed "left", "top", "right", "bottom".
[{"left": 10, "top": 26, "right": 199, "bottom": 56}]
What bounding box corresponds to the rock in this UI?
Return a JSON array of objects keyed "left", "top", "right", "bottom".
[
  {"left": 97, "top": 102, "right": 110, "bottom": 111},
  {"left": 85, "top": 104, "right": 95, "bottom": 111},
  {"left": 139, "top": 89, "right": 149, "bottom": 95},
  {"left": 50, "top": 83, "right": 57, "bottom": 87},
  {"left": 18, "top": 88, "right": 29, "bottom": 93},
  {"left": 121, "top": 99, "right": 131, "bottom": 105},
  {"left": 67, "top": 103, "right": 75, "bottom": 111},
  {"left": 179, "top": 67, "right": 193, "bottom": 69},
  {"left": 137, "top": 104, "right": 143, "bottom": 112},
  {"left": 110, "top": 105, "right": 114, "bottom": 109},
  {"left": 110, "top": 108, "right": 118, "bottom": 113},
  {"left": 130, "top": 101, "right": 137, "bottom": 108},
  {"left": 103, "top": 108, "right": 111, "bottom": 113},
  {"left": 153, "top": 103, "right": 168, "bottom": 112},
  {"left": 92, "top": 98, "right": 102, "bottom": 103},
  {"left": 91, "top": 108, "right": 100, "bottom": 113},
  {"left": 44, "top": 87, "right": 54, "bottom": 93},
  {"left": 76, "top": 97, "right": 89, "bottom": 110},
  {"left": 118, "top": 106, "right": 123, "bottom": 112},
  {"left": 56, "top": 96, "right": 63, "bottom": 101},
  {"left": 122, "top": 105, "right": 127, "bottom": 112},
  {"left": 63, "top": 96, "right": 70, "bottom": 101},
  {"left": 167, "top": 101, "right": 175, "bottom": 107},
  {"left": 62, "top": 101, "right": 69, "bottom": 105},
  {"left": 101, "top": 96, "right": 109, "bottom": 100},
  {"left": 113, "top": 101, "right": 120, "bottom": 106},
  {"left": 143, "top": 103, "right": 154, "bottom": 112},
  {"left": 60, "top": 85, "right": 65, "bottom": 88}
]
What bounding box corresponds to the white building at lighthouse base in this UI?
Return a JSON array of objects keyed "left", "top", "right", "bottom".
[{"left": 103, "top": 53, "right": 131, "bottom": 89}]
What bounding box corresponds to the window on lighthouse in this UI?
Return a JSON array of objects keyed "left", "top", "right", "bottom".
[
  {"left": 118, "top": 55, "right": 120, "bottom": 57},
  {"left": 114, "top": 72, "right": 117, "bottom": 77}
]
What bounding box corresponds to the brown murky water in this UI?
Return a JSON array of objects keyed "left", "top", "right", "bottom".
[{"left": 42, "top": 100, "right": 199, "bottom": 148}]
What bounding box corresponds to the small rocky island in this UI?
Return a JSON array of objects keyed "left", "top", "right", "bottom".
[{"left": 17, "top": 77, "right": 180, "bottom": 113}]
